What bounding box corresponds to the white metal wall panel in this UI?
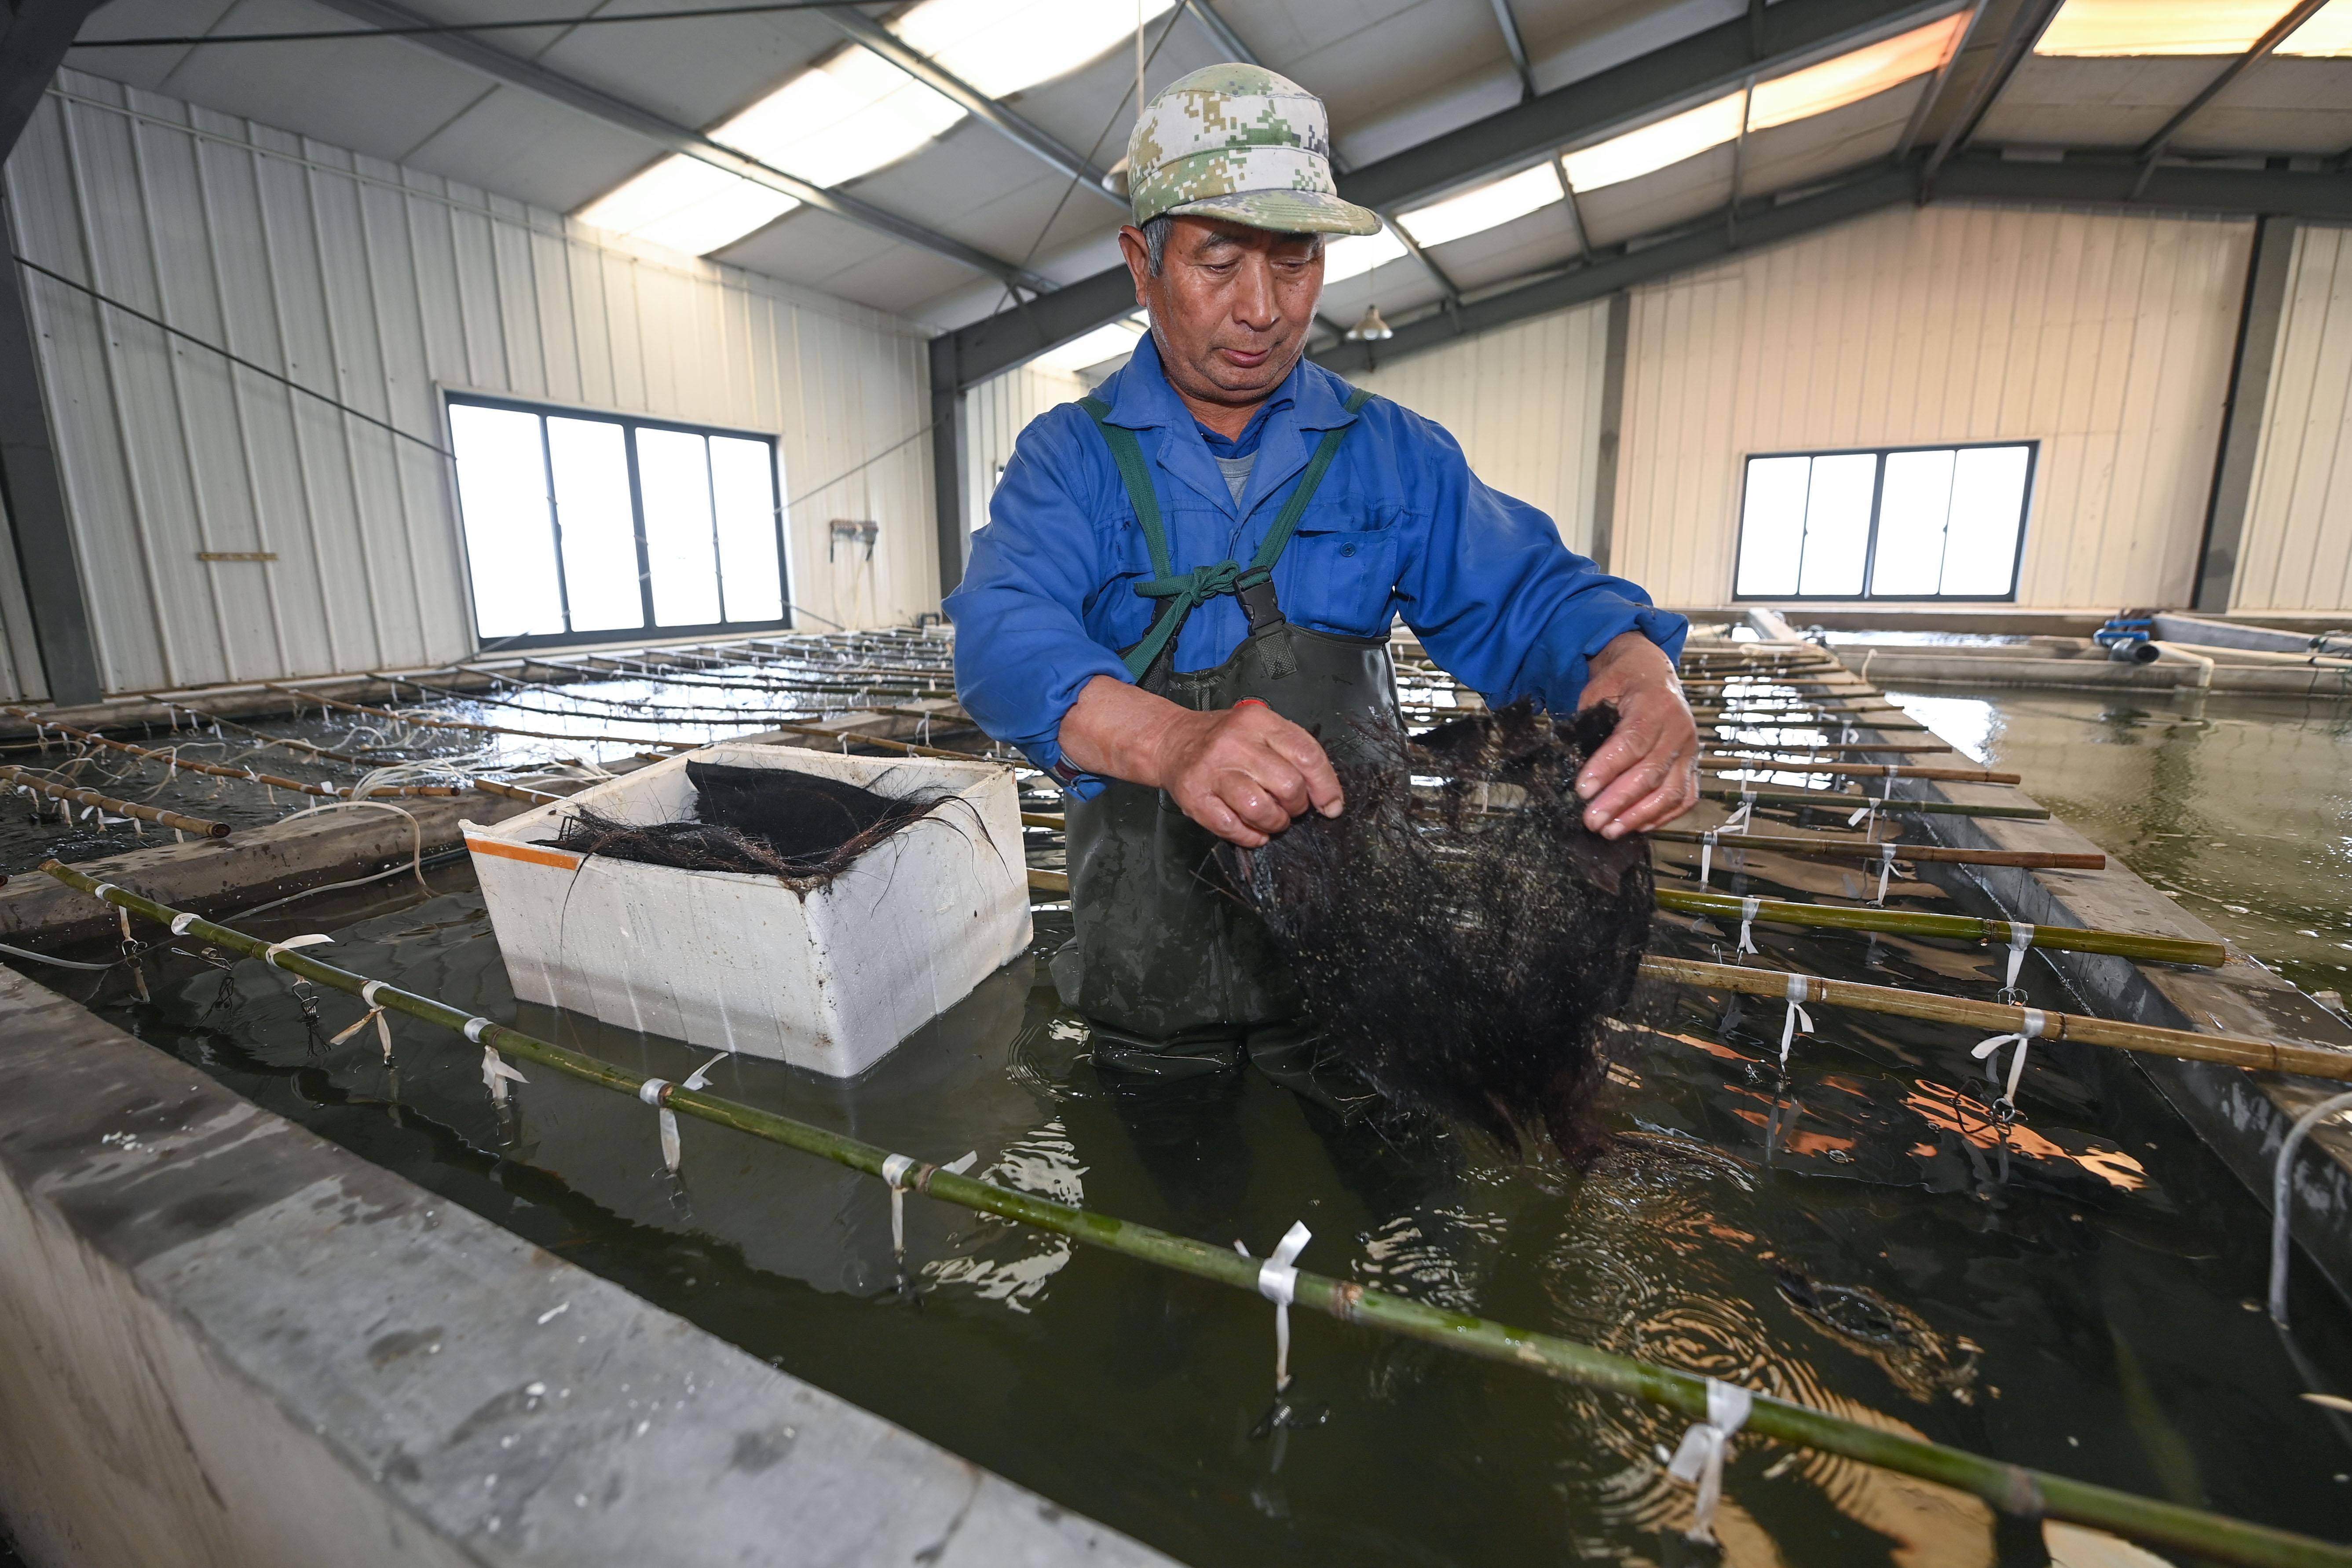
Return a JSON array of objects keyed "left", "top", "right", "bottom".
[
  {"left": 1353, "top": 301, "right": 1609, "bottom": 555},
  {"left": 1610, "top": 203, "right": 2253, "bottom": 608},
  {"left": 2232, "top": 223, "right": 2352, "bottom": 614},
  {"left": 964, "top": 362, "right": 1089, "bottom": 541},
  {"left": 3, "top": 70, "right": 938, "bottom": 694},
  {"left": 0, "top": 491, "right": 39, "bottom": 702}
]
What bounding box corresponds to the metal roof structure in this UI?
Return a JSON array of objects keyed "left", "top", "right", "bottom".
[{"left": 55, "top": 0, "right": 2352, "bottom": 384}]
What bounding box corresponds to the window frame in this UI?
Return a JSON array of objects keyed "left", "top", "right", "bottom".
[
  {"left": 1729, "top": 439, "right": 2038, "bottom": 603},
  {"left": 443, "top": 390, "right": 794, "bottom": 651}
]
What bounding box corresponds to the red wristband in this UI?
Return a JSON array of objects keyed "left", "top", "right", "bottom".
[{"left": 1234, "top": 698, "right": 1268, "bottom": 710}]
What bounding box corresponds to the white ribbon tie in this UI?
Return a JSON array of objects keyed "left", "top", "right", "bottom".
[
  {"left": 1668, "top": 1378, "right": 1754, "bottom": 1544},
  {"left": 1972, "top": 1007, "right": 2048, "bottom": 1105}
]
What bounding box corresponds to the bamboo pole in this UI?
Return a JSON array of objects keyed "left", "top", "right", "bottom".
[
  {"left": 757, "top": 719, "right": 1019, "bottom": 767},
  {"left": 1706, "top": 741, "right": 1953, "bottom": 755},
  {"left": 162, "top": 704, "right": 374, "bottom": 767},
  {"left": 0, "top": 705, "right": 464, "bottom": 800},
  {"left": 0, "top": 764, "right": 230, "bottom": 838},
  {"left": 1651, "top": 826, "right": 2105, "bottom": 870},
  {"left": 257, "top": 684, "right": 700, "bottom": 751},
  {"left": 1028, "top": 866, "right": 1069, "bottom": 894},
  {"left": 1696, "top": 708, "right": 1929, "bottom": 731},
  {"left": 1656, "top": 888, "right": 2225, "bottom": 967},
  {"left": 1699, "top": 784, "right": 2049, "bottom": 821},
  {"left": 1704, "top": 761, "right": 2022, "bottom": 786},
  {"left": 1703, "top": 752, "right": 2013, "bottom": 785},
  {"left": 1642, "top": 953, "right": 2350, "bottom": 1082},
  {"left": 40, "top": 862, "right": 2349, "bottom": 1568}
]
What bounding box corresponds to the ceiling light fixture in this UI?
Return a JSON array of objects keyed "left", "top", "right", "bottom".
[{"left": 1346, "top": 305, "right": 1394, "bottom": 341}]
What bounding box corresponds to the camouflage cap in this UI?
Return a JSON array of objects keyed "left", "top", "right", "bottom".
[{"left": 1127, "top": 63, "right": 1380, "bottom": 236}]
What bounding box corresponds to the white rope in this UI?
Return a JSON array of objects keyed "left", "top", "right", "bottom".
[
  {"left": 1874, "top": 842, "right": 1897, "bottom": 906},
  {"left": 1668, "top": 1378, "right": 1754, "bottom": 1544},
  {"left": 883, "top": 1152, "right": 918, "bottom": 1258},
  {"left": 1236, "top": 1221, "right": 1313, "bottom": 1392},
  {"left": 480, "top": 1043, "right": 527, "bottom": 1105},
  {"left": 2001, "top": 923, "right": 2036, "bottom": 995},
  {"left": 1736, "top": 896, "right": 1760, "bottom": 958},
  {"left": 1720, "top": 792, "right": 1754, "bottom": 835},
  {"left": 1970, "top": 1007, "right": 2048, "bottom": 1107},
  {"left": 2270, "top": 1091, "right": 2352, "bottom": 1327},
  {"left": 1778, "top": 972, "right": 1813, "bottom": 1067},
  {"left": 1698, "top": 830, "right": 1717, "bottom": 890},
  {"left": 260, "top": 933, "right": 334, "bottom": 969},
  {"left": 654, "top": 1053, "right": 728, "bottom": 1173},
  {"left": 1846, "top": 796, "right": 1882, "bottom": 841}
]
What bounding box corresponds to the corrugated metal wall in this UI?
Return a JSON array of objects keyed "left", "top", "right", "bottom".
[
  {"left": 1, "top": 70, "right": 937, "bottom": 696},
  {"left": 964, "top": 361, "right": 1087, "bottom": 539},
  {"left": 0, "top": 493, "right": 39, "bottom": 702},
  {"left": 1610, "top": 203, "right": 2253, "bottom": 608},
  {"left": 2232, "top": 223, "right": 2352, "bottom": 614},
  {"left": 1353, "top": 301, "right": 1609, "bottom": 555}
]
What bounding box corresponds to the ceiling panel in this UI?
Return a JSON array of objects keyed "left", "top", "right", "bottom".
[
  {"left": 1416, "top": 198, "right": 1583, "bottom": 292},
  {"left": 1981, "top": 52, "right": 2352, "bottom": 152},
  {"left": 396, "top": 87, "right": 659, "bottom": 214}
]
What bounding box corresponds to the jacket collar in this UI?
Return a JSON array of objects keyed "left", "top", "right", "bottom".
[{"left": 1097, "top": 332, "right": 1364, "bottom": 523}]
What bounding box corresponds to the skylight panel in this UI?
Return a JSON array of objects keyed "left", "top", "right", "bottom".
[
  {"left": 2033, "top": 0, "right": 2352, "bottom": 55},
  {"left": 1323, "top": 227, "right": 1411, "bottom": 284},
  {"left": 579, "top": 38, "right": 966, "bottom": 256},
  {"left": 577, "top": 157, "right": 801, "bottom": 258},
  {"left": 1560, "top": 13, "right": 1965, "bottom": 194},
  {"left": 1748, "top": 12, "right": 1968, "bottom": 130},
  {"left": 2282, "top": 0, "right": 2352, "bottom": 54},
  {"left": 896, "top": 0, "right": 1181, "bottom": 99},
  {"left": 1397, "top": 163, "right": 1565, "bottom": 248},
  {"left": 1562, "top": 93, "right": 1744, "bottom": 192},
  {"left": 722, "top": 47, "right": 965, "bottom": 190}
]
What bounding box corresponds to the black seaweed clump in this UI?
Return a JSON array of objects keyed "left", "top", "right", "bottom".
[
  {"left": 548, "top": 760, "right": 966, "bottom": 891},
  {"left": 1216, "top": 700, "right": 1653, "bottom": 1159}
]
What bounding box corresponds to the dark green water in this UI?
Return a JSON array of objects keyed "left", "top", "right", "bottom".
[
  {"left": 41, "top": 788, "right": 2352, "bottom": 1566},
  {"left": 1888, "top": 689, "right": 2352, "bottom": 999}
]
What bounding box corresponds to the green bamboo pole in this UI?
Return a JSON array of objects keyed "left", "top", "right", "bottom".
[
  {"left": 1651, "top": 826, "right": 2105, "bottom": 871},
  {"left": 40, "top": 859, "right": 2352, "bottom": 1568},
  {"left": 1656, "top": 888, "right": 2226, "bottom": 967},
  {"left": 0, "top": 763, "right": 230, "bottom": 838},
  {"left": 1706, "top": 741, "right": 1953, "bottom": 756},
  {"left": 1703, "top": 760, "right": 2022, "bottom": 786},
  {"left": 1700, "top": 784, "right": 2049, "bottom": 820},
  {"left": 1696, "top": 708, "right": 1930, "bottom": 731},
  {"left": 1642, "top": 952, "right": 2349, "bottom": 1082}
]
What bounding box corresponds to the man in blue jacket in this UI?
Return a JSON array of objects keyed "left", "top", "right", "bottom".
[{"left": 947, "top": 64, "right": 1696, "bottom": 1064}]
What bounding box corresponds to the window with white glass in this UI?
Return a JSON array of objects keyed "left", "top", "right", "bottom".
[
  {"left": 446, "top": 396, "right": 789, "bottom": 646},
  {"left": 1731, "top": 442, "right": 2035, "bottom": 601}
]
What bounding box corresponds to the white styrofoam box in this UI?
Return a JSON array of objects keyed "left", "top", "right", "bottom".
[{"left": 462, "top": 743, "right": 1031, "bottom": 1077}]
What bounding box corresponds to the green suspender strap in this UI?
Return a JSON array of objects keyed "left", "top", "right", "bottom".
[{"left": 1079, "top": 387, "right": 1375, "bottom": 680}]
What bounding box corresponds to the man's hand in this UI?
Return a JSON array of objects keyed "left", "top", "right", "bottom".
[
  {"left": 1573, "top": 631, "right": 1698, "bottom": 840},
  {"left": 1059, "top": 676, "right": 1343, "bottom": 846}
]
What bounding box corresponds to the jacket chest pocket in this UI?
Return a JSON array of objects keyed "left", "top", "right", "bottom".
[{"left": 1276, "top": 505, "right": 1406, "bottom": 636}]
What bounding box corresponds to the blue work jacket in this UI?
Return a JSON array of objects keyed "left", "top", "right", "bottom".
[{"left": 946, "top": 333, "right": 1686, "bottom": 797}]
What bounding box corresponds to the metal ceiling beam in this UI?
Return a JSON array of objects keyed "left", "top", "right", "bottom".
[
  {"left": 1920, "top": 0, "right": 2061, "bottom": 188},
  {"left": 2128, "top": 0, "right": 2328, "bottom": 197},
  {"left": 940, "top": 0, "right": 1958, "bottom": 389},
  {"left": 1893, "top": 0, "right": 1990, "bottom": 159},
  {"left": 0, "top": 0, "right": 111, "bottom": 705},
  {"left": 1312, "top": 157, "right": 2352, "bottom": 376},
  {"left": 311, "top": 0, "right": 1056, "bottom": 294},
  {"left": 817, "top": 6, "right": 1123, "bottom": 207},
  {"left": 1489, "top": 0, "right": 1538, "bottom": 100},
  {"left": 1183, "top": 0, "right": 1261, "bottom": 67}
]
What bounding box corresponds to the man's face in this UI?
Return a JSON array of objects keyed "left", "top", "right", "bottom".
[{"left": 1119, "top": 216, "right": 1324, "bottom": 410}]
